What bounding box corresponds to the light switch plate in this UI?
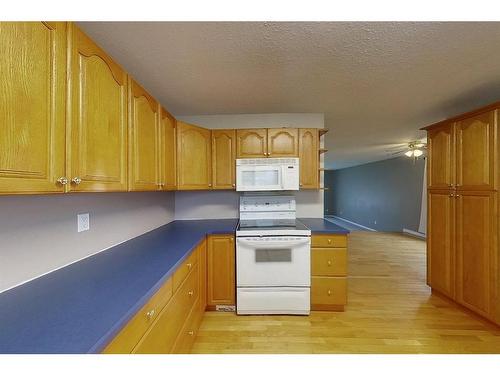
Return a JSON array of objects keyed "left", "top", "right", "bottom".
[{"left": 77, "top": 213, "right": 90, "bottom": 233}]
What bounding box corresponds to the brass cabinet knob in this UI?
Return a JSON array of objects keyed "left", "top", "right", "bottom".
[
  {"left": 146, "top": 309, "right": 155, "bottom": 320},
  {"left": 327, "top": 290, "right": 332, "bottom": 296},
  {"left": 327, "top": 239, "right": 332, "bottom": 244},
  {"left": 188, "top": 290, "right": 194, "bottom": 297},
  {"left": 327, "top": 260, "right": 332, "bottom": 266},
  {"left": 232, "top": 183, "right": 236, "bottom": 187},
  {"left": 187, "top": 263, "right": 192, "bottom": 269},
  {"left": 208, "top": 183, "right": 212, "bottom": 187},
  {"left": 71, "top": 177, "right": 82, "bottom": 185},
  {"left": 188, "top": 330, "right": 194, "bottom": 336},
  {"left": 56, "top": 177, "right": 68, "bottom": 185},
  {"left": 449, "top": 193, "right": 455, "bottom": 197}
]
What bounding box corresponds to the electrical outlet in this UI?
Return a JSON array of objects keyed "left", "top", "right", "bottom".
[{"left": 77, "top": 213, "right": 90, "bottom": 233}]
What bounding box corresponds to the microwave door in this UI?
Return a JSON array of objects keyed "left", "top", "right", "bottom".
[{"left": 237, "top": 166, "right": 282, "bottom": 191}]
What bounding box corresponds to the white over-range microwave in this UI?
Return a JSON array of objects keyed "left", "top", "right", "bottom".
[{"left": 236, "top": 158, "right": 299, "bottom": 191}]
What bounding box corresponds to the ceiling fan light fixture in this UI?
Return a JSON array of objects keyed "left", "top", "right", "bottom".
[
  {"left": 413, "top": 149, "right": 423, "bottom": 157},
  {"left": 405, "top": 150, "right": 414, "bottom": 157}
]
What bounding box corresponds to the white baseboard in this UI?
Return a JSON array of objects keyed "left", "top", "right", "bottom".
[
  {"left": 329, "top": 215, "right": 377, "bottom": 232},
  {"left": 403, "top": 228, "right": 426, "bottom": 239}
]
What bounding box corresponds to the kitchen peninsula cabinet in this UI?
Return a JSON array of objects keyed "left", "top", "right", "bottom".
[
  {"left": 0, "top": 22, "right": 67, "bottom": 194},
  {"left": 176, "top": 121, "right": 212, "bottom": 190},
  {"left": 207, "top": 235, "right": 235, "bottom": 309},
  {"left": 68, "top": 24, "right": 128, "bottom": 192},
  {"left": 128, "top": 79, "right": 160, "bottom": 191},
  {"left": 159, "top": 108, "right": 176, "bottom": 190},
  {"left": 423, "top": 103, "right": 500, "bottom": 324},
  {"left": 212, "top": 130, "right": 236, "bottom": 189}
]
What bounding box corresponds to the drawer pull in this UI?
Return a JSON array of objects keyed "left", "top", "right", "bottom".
[
  {"left": 188, "top": 330, "right": 194, "bottom": 336},
  {"left": 188, "top": 290, "right": 194, "bottom": 297},
  {"left": 327, "top": 239, "right": 332, "bottom": 244},
  {"left": 187, "top": 263, "right": 192, "bottom": 269},
  {"left": 327, "top": 260, "right": 332, "bottom": 266},
  {"left": 327, "top": 290, "right": 332, "bottom": 296},
  {"left": 146, "top": 309, "right": 155, "bottom": 320}
]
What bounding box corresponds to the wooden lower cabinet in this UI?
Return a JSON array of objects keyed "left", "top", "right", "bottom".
[
  {"left": 207, "top": 235, "right": 235, "bottom": 309},
  {"left": 310, "top": 234, "right": 348, "bottom": 311},
  {"left": 104, "top": 239, "right": 207, "bottom": 354}
]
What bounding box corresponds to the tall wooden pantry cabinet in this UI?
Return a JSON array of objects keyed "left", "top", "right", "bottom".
[{"left": 423, "top": 102, "right": 499, "bottom": 325}]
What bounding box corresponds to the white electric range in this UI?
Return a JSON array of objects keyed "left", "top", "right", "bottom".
[{"left": 236, "top": 195, "right": 311, "bottom": 315}]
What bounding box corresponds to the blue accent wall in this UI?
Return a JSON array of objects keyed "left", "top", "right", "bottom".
[{"left": 324, "top": 156, "right": 425, "bottom": 232}]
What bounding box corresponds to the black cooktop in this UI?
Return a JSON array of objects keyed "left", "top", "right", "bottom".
[{"left": 237, "top": 219, "right": 309, "bottom": 232}]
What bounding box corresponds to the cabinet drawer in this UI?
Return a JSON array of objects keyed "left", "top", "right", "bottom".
[
  {"left": 171, "top": 297, "right": 202, "bottom": 354},
  {"left": 103, "top": 277, "right": 173, "bottom": 353},
  {"left": 312, "top": 248, "right": 347, "bottom": 276},
  {"left": 311, "top": 277, "right": 347, "bottom": 306},
  {"left": 311, "top": 234, "right": 347, "bottom": 248},
  {"left": 133, "top": 263, "right": 199, "bottom": 354},
  {"left": 173, "top": 246, "right": 199, "bottom": 291}
]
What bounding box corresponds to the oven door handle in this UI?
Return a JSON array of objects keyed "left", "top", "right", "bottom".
[{"left": 237, "top": 238, "right": 310, "bottom": 248}]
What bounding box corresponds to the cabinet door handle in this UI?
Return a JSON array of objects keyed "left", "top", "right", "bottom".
[
  {"left": 188, "top": 330, "right": 194, "bottom": 336},
  {"left": 455, "top": 194, "right": 461, "bottom": 198},
  {"left": 188, "top": 290, "right": 194, "bottom": 297},
  {"left": 71, "top": 177, "right": 82, "bottom": 185},
  {"left": 208, "top": 183, "right": 212, "bottom": 187},
  {"left": 187, "top": 263, "right": 192, "bottom": 269},
  {"left": 232, "top": 183, "right": 236, "bottom": 187},
  {"left": 449, "top": 193, "right": 455, "bottom": 197},
  {"left": 327, "top": 239, "right": 332, "bottom": 244},
  {"left": 56, "top": 177, "right": 68, "bottom": 185},
  {"left": 327, "top": 260, "right": 332, "bottom": 266},
  {"left": 327, "top": 290, "right": 332, "bottom": 296}
]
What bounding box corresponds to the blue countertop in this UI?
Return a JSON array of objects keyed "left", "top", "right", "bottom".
[
  {"left": 0, "top": 217, "right": 347, "bottom": 354},
  {"left": 297, "top": 218, "right": 350, "bottom": 234},
  {"left": 0, "top": 219, "right": 238, "bottom": 354}
]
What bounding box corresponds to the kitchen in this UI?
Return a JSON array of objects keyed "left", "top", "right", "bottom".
[{"left": 1, "top": 3, "right": 500, "bottom": 374}]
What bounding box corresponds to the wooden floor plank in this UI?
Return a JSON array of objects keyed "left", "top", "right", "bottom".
[{"left": 191, "top": 232, "right": 500, "bottom": 353}]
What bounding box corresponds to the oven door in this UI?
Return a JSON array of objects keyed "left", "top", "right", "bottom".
[
  {"left": 236, "top": 165, "right": 283, "bottom": 191},
  {"left": 236, "top": 236, "right": 311, "bottom": 287}
]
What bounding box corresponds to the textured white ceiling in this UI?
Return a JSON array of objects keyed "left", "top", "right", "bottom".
[{"left": 79, "top": 22, "right": 500, "bottom": 169}]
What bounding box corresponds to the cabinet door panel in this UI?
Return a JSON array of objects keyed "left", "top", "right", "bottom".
[
  {"left": 456, "top": 111, "right": 496, "bottom": 190},
  {"left": 427, "top": 123, "right": 454, "bottom": 189},
  {"left": 207, "top": 235, "right": 235, "bottom": 307},
  {"left": 129, "top": 80, "right": 159, "bottom": 191},
  {"left": 299, "top": 129, "right": 319, "bottom": 189},
  {"left": 177, "top": 121, "right": 211, "bottom": 190},
  {"left": 212, "top": 130, "right": 236, "bottom": 189},
  {"left": 236, "top": 129, "right": 267, "bottom": 158},
  {"left": 455, "top": 191, "right": 495, "bottom": 318},
  {"left": 427, "top": 190, "right": 455, "bottom": 298},
  {"left": 159, "top": 109, "right": 176, "bottom": 190},
  {"left": 267, "top": 128, "right": 299, "bottom": 157},
  {"left": 0, "top": 22, "right": 66, "bottom": 194},
  {"left": 69, "top": 26, "right": 128, "bottom": 192}
]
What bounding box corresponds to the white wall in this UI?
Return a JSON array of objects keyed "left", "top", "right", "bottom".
[
  {"left": 0, "top": 192, "right": 175, "bottom": 292},
  {"left": 176, "top": 113, "right": 325, "bottom": 219}
]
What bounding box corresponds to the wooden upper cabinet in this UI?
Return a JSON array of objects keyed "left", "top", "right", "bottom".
[
  {"left": 212, "top": 130, "right": 236, "bottom": 189},
  {"left": 207, "top": 235, "right": 235, "bottom": 307},
  {"left": 236, "top": 129, "right": 268, "bottom": 158},
  {"left": 299, "top": 129, "right": 319, "bottom": 189},
  {"left": 455, "top": 191, "right": 496, "bottom": 318},
  {"left": 267, "top": 128, "right": 299, "bottom": 157},
  {"left": 455, "top": 110, "right": 496, "bottom": 191},
  {"left": 68, "top": 25, "right": 128, "bottom": 192},
  {"left": 177, "top": 121, "right": 212, "bottom": 190},
  {"left": 0, "top": 22, "right": 66, "bottom": 194},
  {"left": 427, "top": 190, "right": 455, "bottom": 299},
  {"left": 159, "top": 108, "right": 176, "bottom": 191},
  {"left": 128, "top": 79, "right": 159, "bottom": 191},
  {"left": 427, "top": 123, "right": 455, "bottom": 190}
]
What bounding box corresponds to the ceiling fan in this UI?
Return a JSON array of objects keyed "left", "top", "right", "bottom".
[{"left": 386, "top": 140, "right": 427, "bottom": 159}]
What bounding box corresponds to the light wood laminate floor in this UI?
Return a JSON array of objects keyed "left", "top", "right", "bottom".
[{"left": 192, "top": 232, "right": 500, "bottom": 353}]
